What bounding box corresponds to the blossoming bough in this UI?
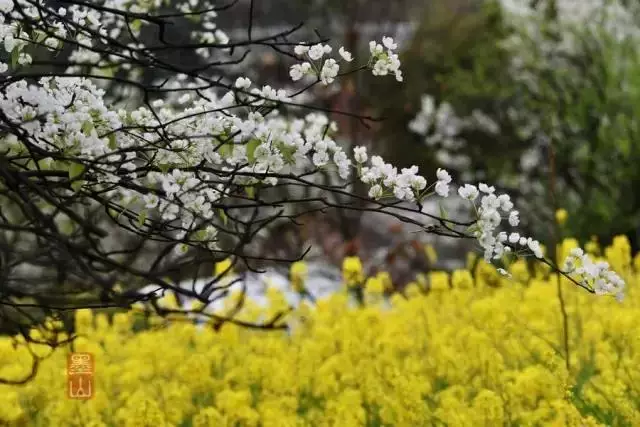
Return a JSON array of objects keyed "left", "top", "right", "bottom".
[{"left": 0, "top": 0, "right": 623, "bottom": 349}]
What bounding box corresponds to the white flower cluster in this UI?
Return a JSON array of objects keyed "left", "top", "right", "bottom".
[
  {"left": 290, "top": 43, "right": 345, "bottom": 85},
  {"left": 1, "top": 77, "right": 120, "bottom": 157},
  {"left": 453, "top": 183, "right": 536, "bottom": 261},
  {"left": 189, "top": 5, "right": 229, "bottom": 59},
  {"left": 0, "top": 0, "right": 229, "bottom": 78},
  {"left": 435, "top": 168, "right": 452, "bottom": 197},
  {"left": 351, "top": 151, "right": 556, "bottom": 270},
  {"left": 499, "top": 0, "right": 640, "bottom": 52},
  {"left": 353, "top": 153, "right": 625, "bottom": 300},
  {"left": 562, "top": 248, "right": 625, "bottom": 299},
  {"left": 0, "top": 2, "right": 362, "bottom": 254},
  {"left": 289, "top": 37, "right": 402, "bottom": 85},
  {"left": 354, "top": 147, "right": 426, "bottom": 201},
  {"left": 408, "top": 94, "right": 500, "bottom": 170},
  {"left": 369, "top": 36, "right": 403, "bottom": 82},
  {"left": 0, "top": 1, "right": 33, "bottom": 71},
  {"left": 0, "top": 78, "right": 357, "bottom": 255}
]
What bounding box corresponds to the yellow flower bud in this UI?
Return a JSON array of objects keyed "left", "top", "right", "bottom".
[
  {"left": 429, "top": 271, "right": 450, "bottom": 291},
  {"left": 375, "top": 271, "right": 393, "bottom": 291},
  {"left": 364, "top": 276, "right": 384, "bottom": 294},
  {"left": 585, "top": 237, "right": 600, "bottom": 256},
  {"left": 555, "top": 208, "right": 568, "bottom": 225},
  {"left": 451, "top": 269, "right": 474, "bottom": 289},
  {"left": 342, "top": 256, "right": 364, "bottom": 288}
]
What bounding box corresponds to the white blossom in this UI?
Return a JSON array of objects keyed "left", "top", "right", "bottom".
[
  {"left": 235, "top": 77, "right": 251, "bottom": 89},
  {"left": 368, "top": 184, "right": 383, "bottom": 199},
  {"left": 308, "top": 43, "right": 326, "bottom": 60},
  {"left": 435, "top": 181, "right": 450, "bottom": 197},
  {"left": 0, "top": 0, "right": 13, "bottom": 13},
  {"left": 458, "top": 184, "right": 479, "bottom": 201},
  {"left": 382, "top": 36, "right": 398, "bottom": 50},
  {"left": 338, "top": 46, "right": 353, "bottom": 62},
  {"left": 353, "top": 146, "right": 368, "bottom": 163},
  {"left": 436, "top": 168, "right": 452, "bottom": 184},
  {"left": 320, "top": 59, "right": 339, "bottom": 85},
  {"left": 479, "top": 183, "right": 496, "bottom": 194},
  {"left": 0, "top": 2, "right": 622, "bottom": 302},
  {"left": 508, "top": 210, "right": 520, "bottom": 226},
  {"left": 289, "top": 62, "right": 311, "bottom": 82},
  {"left": 294, "top": 44, "right": 309, "bottom": 55}
]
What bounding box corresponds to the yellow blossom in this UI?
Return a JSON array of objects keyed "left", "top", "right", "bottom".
[
  {"left": 0, "top": 235, "right": 638, "bottom": 426},
  {"left": 555, "top": 208, "right": 568, "bottom": 225},
  {"left": 404, "top": 282, "right": 422, "bottom": 298},
  {"left": 364, "top": 276, "right": 384, "bottom": 294},
  {"left": 289, "top": 261, "right": 308, "bottom": 293},
  {"left": 452, "top": 269, "right": 473, "bottom": 289},
  {"left": 585, "top": 236, "right": 600, "bottom": 256},
  {"left": 429, "top": 271, "right": 450, "bottom": 291},
  {"left": 342, "top": 256, "right": 364, "bottom": 288},
  {"left": 376, "top": 271, "right": 393, "bottom": 291},
  {"left": 509, "top": 259, "right": 530, "bottom": 283}
]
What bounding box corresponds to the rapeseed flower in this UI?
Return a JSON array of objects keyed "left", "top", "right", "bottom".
[
  {"left": 341, "top": 256, "right": 364, "bottom": 288},
  {"left": 0, "top": 236, "right": 638, "bottom": 426},
  {"left": 555, "top": 208, "right": 568, "bottom": 225}
]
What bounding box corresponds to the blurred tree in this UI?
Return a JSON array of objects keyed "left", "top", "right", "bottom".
[
  {"left": 363, "top": 0, "right": 519, "bottom": 179},
  {"left": 366, "top": 0, "right": 640, "bottom": 249}
]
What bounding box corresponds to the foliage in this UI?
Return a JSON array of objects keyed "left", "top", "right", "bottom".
[
  {"left": 363, "top": 0, "right": 513, "bottom": 173},
  {"left": 360, "top": 0, "right": 640, "bottom": 243},
  {"left": 0, "top": 234, "right": 639, "bottom": 426}
]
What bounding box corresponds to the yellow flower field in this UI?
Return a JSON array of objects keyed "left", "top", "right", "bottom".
[{"left": 1, "top": 236, "right": 640, "bottom": 426}]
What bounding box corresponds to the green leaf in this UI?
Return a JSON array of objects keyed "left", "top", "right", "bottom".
[
  {"left": 11, "top": 46, "right": 21, "bottom": 68},
  {"left": 137, "top": 210, "right": 147, "bottom": 227},
  {"left": 218, "top": 143, "right": 233, "bottom": 158},
  {"left": 81, "top": 121, "right": 94, "bottom": 135},
  {"left": 34, "top": 31, "right": 47, "bottom": 44},
  {"left": 97, "top": 66, "right": 115, "bottom": 79},
  {"left": 60, "top": 220, "right": 75, "bottom": 236},
  {"left": 438, "top": 202, "right": 449, "bottom": 220},
  {"left": 116, "top": 207, "right": 128, "bottom": 221},
  {"left": 245, "top": 186, "right": 255, "bottom": 199},
  {"left": 218, "top": 209, "right": 228, "bottom": 226},
  {"left": 71, "top": 180, "right": 84, "bottom": 192},
  {"left": 246, "top": 139, "right": 261, "bottom": 163},
  {"left": 108, "top": 134, "right": 117, "bottom": 150},
  {"left": 279, "top": 145, "right": 296, "bottom": 164},
  {"left": 131, "top": 19, "right": 142, "bottom": 33},
  {"left": 69, "top": 163, "right": 85, "bottom": 180},
  {"left": 37, "top": 158, "right": 53, "bottom": 170},
  {"left": 617, "top": 137, "right": 630, "bottom": 157}
]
